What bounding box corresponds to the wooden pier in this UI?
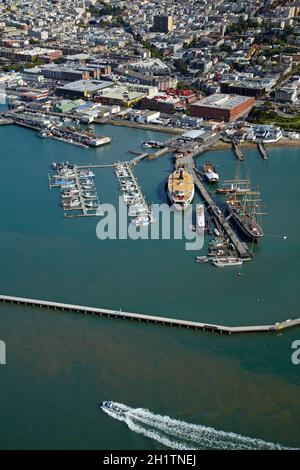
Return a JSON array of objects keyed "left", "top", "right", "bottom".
[
  {"left": 257, "top": 141, "right": 269, "bottom": 160},
  {"left": 0, "top": 294, "right": 299, "bottom": 335},
  {"left": 232, "top": 140, "right": 245, "bottom": 161}
]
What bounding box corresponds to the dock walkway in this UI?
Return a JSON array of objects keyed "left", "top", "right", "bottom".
[
  {"left": 180, "top": 156, "right": 252, "bottom": 260},
  {"left": 232, "top": 140, "right": 245, "bottom": 161},
  {"left": 257, "top": 141, "right": 269, "bottom": 159},
  {"left": 0, "top": 294, "right": 299, "bottom": 335}
]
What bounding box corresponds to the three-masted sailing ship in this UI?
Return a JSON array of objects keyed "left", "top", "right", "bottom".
[{"left": 219, "top": 166, "right": 264, "bottom": 242}]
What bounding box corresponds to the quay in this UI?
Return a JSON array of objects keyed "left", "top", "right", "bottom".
[
  {"left": 232, "top": 139, "right": 245, "bottom": 161},
  {"left": 257, "top": 140, "right": 269, "bottom": 159},
  {"left": 0, "top": 294, "right": 299, "bottom": 335},
  {"left": 0, "top": 118, "right": 13, "bottom": 126}
]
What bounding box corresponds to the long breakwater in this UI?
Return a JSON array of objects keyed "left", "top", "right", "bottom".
[{"left": 0, "top": 294, "right": 299, "bottom": 335}]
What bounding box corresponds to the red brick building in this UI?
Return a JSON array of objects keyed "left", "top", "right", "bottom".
[
  {"left": 189, "top": 94, "right": 256, "bottom": 122},
  {"left": 140, "top": 88, "right": 199, "bottom": 113}
]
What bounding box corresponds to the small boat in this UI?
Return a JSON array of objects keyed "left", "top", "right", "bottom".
[
  {"left": 79, "top": 178, "right": 94, "bottom": 185},
  {"left": 79, "top": 171, "right": 95, "bottom": 178},
  {"left": 63, "top": 198, "right": 81, "bottom": 208},
  {"left": 61, "top": 189, "right": 79, "bottom": 198},
  {"left": 85, "top": 200, "right": 99, "bottom": 208},
  {"left": 196, "top": 204, "right": 205, "bottom": 234},
  {"left": 82, "top": 191, "right": 98, "bottom": 199},
  {"left": 196, "top": 256, "right": 209, "bottom": 264},
  {"left": 204, "top": 161, "right": 219, "bottom": 183},
  {"left": 61, "top": 181, "right": 76, "bottom": 189},
  {"left": 214, "top": 228, "right": 221, "bottom": 237},
  {"left": 133, "top": 214, "right": 151, "bottom": 226},
  {"left": 211, "top": 257, "right": 243, "bottom": 268},
  {"left": 100, "top": 401, "right": 128, "bottom": 417},
  {"left": 142, "top": 140, "right": 161, "bottom": 148}
]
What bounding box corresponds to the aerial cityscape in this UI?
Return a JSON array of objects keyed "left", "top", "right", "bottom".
[{"left": 0, "top": 0, "right": 299, "bottom": 455}]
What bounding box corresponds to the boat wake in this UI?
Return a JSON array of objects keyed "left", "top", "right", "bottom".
[{"left": 102, "top": 402, "right": 297, "bottom": 450}]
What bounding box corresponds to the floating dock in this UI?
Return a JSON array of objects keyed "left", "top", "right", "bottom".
[{"left": 0, "top": 294, "right": 299, "bottom": 335}]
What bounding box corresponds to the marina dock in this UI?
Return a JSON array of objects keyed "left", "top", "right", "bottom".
[
  {"left": 115, "top": 162, "right": 154, "bottom": 225},
  {"left": 257, "top": 141, "right": 269, "bottom": 159},
  {"left": 0, "top": 294, "right": 299, "bottom": 335},
  {"left": 49, "top": 163, "right": 100, "bottom": 218}
]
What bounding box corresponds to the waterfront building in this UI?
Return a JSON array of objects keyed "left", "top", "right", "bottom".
[{"left": 190, "top": 94, "right": 256, "bottom": 122}]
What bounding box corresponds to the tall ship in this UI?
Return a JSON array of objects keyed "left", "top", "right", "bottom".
[
  {"left": 226, "top": 190, "right": 264, "bottom": 242},
  {"left": 196, "top": 204, "right": 205, "bottom": 234},
  {"left": 167, "top": 167, "right": 194, "bottom": 210},
  {"left": 204, "top": 161, "right": 219, "bottom": 183}
]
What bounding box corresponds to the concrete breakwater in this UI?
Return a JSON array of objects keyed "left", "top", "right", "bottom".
[{"left": 0, "top": 294, "right": 299, "bottom": 336}]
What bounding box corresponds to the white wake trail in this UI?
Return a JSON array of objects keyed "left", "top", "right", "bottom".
[{"left": 102, "top": 402, "right": 298, "bottom": 450}]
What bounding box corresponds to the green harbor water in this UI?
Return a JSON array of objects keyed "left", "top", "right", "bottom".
[{"left": 0, "top": 120, "right": 300, "bottom": 449}]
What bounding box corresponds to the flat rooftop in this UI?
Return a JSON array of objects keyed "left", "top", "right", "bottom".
[
  {"left": 57, "top": 80, "right": 113, "bottom": 93},
  {"left": 99, "top": 86, "right": 146, "bottom": 101},
  {"left": 192, "top": 94, "right": 253, "bottom": 110}
]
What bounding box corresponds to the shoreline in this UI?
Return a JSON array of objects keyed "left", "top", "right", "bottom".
[
  {"left": 104, "top": 119, "right": 185, "bottom": 135},
  {"left": 211, "top": 138, "right": 300, "bottom": 151}
]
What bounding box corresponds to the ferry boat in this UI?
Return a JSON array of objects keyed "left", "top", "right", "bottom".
[
  {"left": 167, "top": 167, "right": 194, "bottom": 210},
  {"left": 204, "top": 162, "right": 219, "bottom": 183},
  {"left": 196, "top": 204, "right": 205, "bottom": 234},
  {"left": 100, "top": 401, "right": 128, "bottom": 416}
]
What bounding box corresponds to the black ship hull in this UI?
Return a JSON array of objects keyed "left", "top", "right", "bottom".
[{"left": 227, "top": 205, "right": 263, "bottom": 242}]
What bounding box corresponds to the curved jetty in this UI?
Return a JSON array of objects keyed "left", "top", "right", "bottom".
[{"left": 0, "top": 294, "right": 299, "bottom": 336}]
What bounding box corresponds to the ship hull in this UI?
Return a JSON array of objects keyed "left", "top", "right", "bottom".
[{"left": 227, "top": 205, "right": 263, "bottom": 242}]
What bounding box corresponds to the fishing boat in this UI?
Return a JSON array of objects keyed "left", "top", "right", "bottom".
[
  {"left": 204, "top": 162, "right": 219, "bottom": 183},
  {"left": 167, "top": 167, "right": 194, "bottom": 210}
]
